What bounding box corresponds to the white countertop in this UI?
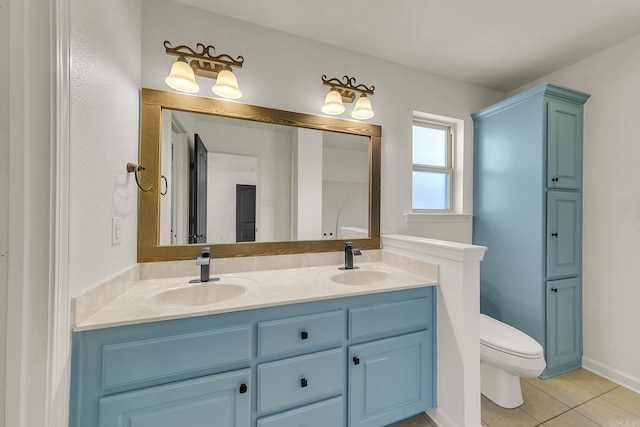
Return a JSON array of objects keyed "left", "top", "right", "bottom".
[{"left": 74, "top": 261, "right": 436, "bottom": 331}]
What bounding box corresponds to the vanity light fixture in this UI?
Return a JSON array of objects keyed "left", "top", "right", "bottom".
[
  {"left": 321, "top": 75, "right": 375, "bottom": 120},
  {"left": 164, "top": 40, "right": 244, "bottom": 99}
]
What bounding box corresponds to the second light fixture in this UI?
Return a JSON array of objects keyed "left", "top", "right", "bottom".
[{"left": 321, "top": 75, "right": 375, "bottom": 120}]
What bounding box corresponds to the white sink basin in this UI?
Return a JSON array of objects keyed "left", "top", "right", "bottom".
[
  {"left": 148, "top": 281, "right": 251, "bottom": 307},
  {"left": 325, "top": 268, "right": 397, "bottom": 286}
]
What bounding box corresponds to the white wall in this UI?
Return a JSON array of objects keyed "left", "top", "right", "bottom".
[
  {"left": 294, "top": 129, "right": 324, "bottom": 240},
  {"left": 6, "top": 0, "right": 55, "bottom": 424},
  {"left": 511, "top": 35, "right": 640, "bottom": 391},
  {"left": 69, "top": 0, "right": 141, "bottom": 295},
  {"left": 140, "top": 0, "right": 505, "bottom": 246},
  {"left": 322, "top": 145, "right": 369, "bottom": 238},
  {"left": 0, "top": 0, "right": 8, "bottom": 422}
]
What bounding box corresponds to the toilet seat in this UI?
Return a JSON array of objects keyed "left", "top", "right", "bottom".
[{"left": 480, "top": 314, "right": 543, "bottom": 359}]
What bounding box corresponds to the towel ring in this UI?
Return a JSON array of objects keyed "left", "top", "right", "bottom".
[{"left": 126, "top": 163, "right": 152, "bottom": 192}]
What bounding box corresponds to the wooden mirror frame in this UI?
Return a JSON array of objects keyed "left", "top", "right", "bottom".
[{"left": 137, "top": 88, "right": 381, "bottom": 262}]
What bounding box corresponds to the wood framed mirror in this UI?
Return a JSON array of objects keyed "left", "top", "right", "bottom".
[{"left": 137, "top": 88, "right": 381, "bottom": 262}]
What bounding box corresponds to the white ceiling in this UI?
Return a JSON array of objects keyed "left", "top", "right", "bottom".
[{"left": 173, "top": 0, "right": 640, "bottom": 92}]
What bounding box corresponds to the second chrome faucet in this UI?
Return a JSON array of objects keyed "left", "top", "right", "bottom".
[
  {"left": 343, "top": 241, "right": 362, "bottom": 270},
  {"left": 192, "top": 247, "right": 219, "bottom": 283}
]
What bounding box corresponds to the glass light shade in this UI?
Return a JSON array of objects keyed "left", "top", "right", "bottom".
[
  {"left": 351, "top": 94, "right": 374, "bottom": 120},
  {"left": 321, "top": 89, "right": 345, "bottom": 115},
  {"left": 212, "top": 69, "right": 242, "bottom": 99},
  {"left": 165, "top": 59, "right": 199, "bottom": 93}
]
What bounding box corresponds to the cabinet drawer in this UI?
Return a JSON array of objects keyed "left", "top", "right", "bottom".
[
  {"left": 257, "top": 348, "right": 344, "bottom": 413},
  {"left": 258, "top": 310, "right": 344, "bottom": 357},
  {"left": 349, "top": 298, "right": 431, "bottom": 340},
  {"left": 257, "top": 396, "right": 344, "bottom": 427},
  {"left": 101, "top": 324, "right": 252, "bottom": 389}
]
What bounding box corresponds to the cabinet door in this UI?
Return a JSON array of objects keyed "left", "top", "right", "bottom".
[
  {"left": 547, "top": 191, "right": 581, "bottom": 278},
  {"left": 349, "top": 331, "right": 434, "bottom": 427},
  {"left": 545, "top": 278, "right": 582, "bottom": 375},
  {"left": 99, "top": 369, "right": 251, "bottom": 427},
  {"left": 547, "top": 100, "right": 583, "bottom": 190}
]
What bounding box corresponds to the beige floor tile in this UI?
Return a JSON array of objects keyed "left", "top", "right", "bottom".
[
  {"left": 482, "top": 421, "right": 490, "bottom": 427},
  {"left": 388, "top": 412, "right": 433, "bottom": 427},
  {"left": 559, "top": 368, "right": 619, "bottom": 395},
  {"left": 542, "top": 409, "right": 600, "bottom": 427},
  {"left": 575, "top": 396, "right": 640, "bottom": 426},
  {"left": 601, "top": 386, "right": 640, "bottom": 418},
  {"left": 481, "top": 395, "right": 539, "bottom": 427},
  {"left": 519, "top": 380, "right": 571, "bottom": 422},
  {"left": 525, "top": 376, "right": 596, "bottom": 408}
]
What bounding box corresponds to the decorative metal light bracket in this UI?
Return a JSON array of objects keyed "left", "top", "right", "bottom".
[
  {"left": 321, "top": 75, "right": 375, "bottom": 103},
  {"left": 164, "top": 40, "right": 244, "bottom": 79}
]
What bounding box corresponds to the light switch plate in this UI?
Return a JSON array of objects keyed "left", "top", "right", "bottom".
[{"left": 111, "top": 217, "right": 122, "bottom": 246}]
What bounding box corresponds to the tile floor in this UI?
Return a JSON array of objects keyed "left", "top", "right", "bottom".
[{"left": 389, "top": 369, "right": 640, "bottom": 427}]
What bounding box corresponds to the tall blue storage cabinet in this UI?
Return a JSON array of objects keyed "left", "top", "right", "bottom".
[{"left": 472, "top": 83, "right": 590, "bottom": 378}]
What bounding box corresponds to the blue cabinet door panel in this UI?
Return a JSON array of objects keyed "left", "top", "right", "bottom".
[
  {"left": 545, "top": 278, "right": 582, "bottom": 376},
  {"left": 99, "top": 369, "right": 251, "bottom": 427},
  {"left": 547, "top": 192, "right": 581, "bottom": 278},
  {"left": 547, "top": 100, "right": 582, "bottom": 190},
  {"left": 349, "top": 331, "right": 433, "bottom": 427}
]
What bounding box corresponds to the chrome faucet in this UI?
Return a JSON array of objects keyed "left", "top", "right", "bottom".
[
  {"left": 344, "top": 242, "right": 362, "bottom": 270},
  {"left": 196, "top": 247, "right": 211, "bottom": 282}
]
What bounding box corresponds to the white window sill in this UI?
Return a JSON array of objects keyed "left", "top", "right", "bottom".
[{"left": 404, "top": 213, "right": 473, "bottom": 223}]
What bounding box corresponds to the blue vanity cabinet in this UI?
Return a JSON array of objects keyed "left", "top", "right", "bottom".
[
  {"left": 473, "top": 83, "right": 590, "bottom": 378},
  {"left": 69, "top": 286, "right": 436, "bottom": 427}
]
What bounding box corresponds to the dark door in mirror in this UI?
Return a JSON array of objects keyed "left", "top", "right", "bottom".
[
  {"left": 191, "top": 134, "right": 208, "bottom": 243},
  {"left": 236, "top": 184, "right": 256, "bottom": 242}
]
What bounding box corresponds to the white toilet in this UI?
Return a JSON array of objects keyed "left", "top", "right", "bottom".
[{"left": 480, "top": 314, "right": 547, "bottom": 408}]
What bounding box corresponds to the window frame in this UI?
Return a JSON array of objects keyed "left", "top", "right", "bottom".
[{"left": 411, "top": 119, "right": 454, "bottom": 212}]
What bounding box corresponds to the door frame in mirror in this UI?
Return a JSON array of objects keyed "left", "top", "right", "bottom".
[{"left": 138, "top": 88, "right": 381, "bottom": 262}]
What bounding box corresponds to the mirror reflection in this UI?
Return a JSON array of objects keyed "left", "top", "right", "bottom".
[{"left": 159, "top": 110, "right": 370, "bottom": 246}]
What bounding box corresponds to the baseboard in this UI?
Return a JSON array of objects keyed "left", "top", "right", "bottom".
[
  {"left": 426, "top": 408, "right": 458, "bottom": 427},
  {"left": 582, "top": 356, "right": 640, "bottom": 394}
]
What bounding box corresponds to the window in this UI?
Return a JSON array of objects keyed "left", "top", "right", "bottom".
[{"left": 412, "top": 120, "right": 453, "bottom": 211}]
